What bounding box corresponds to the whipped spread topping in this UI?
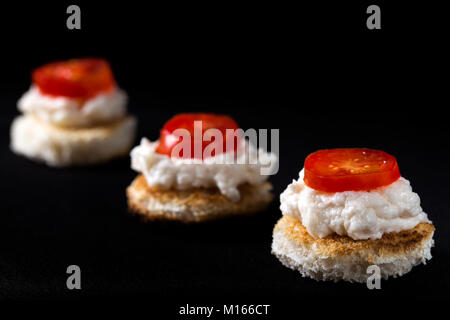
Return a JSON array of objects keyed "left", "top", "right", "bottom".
[
  {"left": 130, "top": 138, "right": 277, "bottom": 201},
  {"left": 18, "top": 86, "right": 128, "bottom": 127},
  {"left": 280, "top": 169, "right": 430, "bottom": 240}
]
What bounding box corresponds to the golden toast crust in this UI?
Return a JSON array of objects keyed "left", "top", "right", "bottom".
[
  {"left": 274, "top": 215, "right": 435, "bottom": 262},
  {"left": 127, "top": 174, "right": 273, "bottom": 222}
]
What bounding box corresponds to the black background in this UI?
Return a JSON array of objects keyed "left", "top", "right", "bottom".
[{"left": 0, "top": 0, "right": 449, "bottom": 316}]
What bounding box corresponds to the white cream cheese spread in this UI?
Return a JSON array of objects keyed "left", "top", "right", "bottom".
[
  {"left": 130, "top": 138, "right": 277, "bottom": 201},
  {"left": 18, "top": 86, "right": 127, "bottom": 127},
  {"left": 280, "top": 169, "right": 430, "bottom": 240}
]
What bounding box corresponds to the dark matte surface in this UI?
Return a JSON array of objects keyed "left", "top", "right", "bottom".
[{"left": 0, "top": 0, "right": 448, "bottom": 315}]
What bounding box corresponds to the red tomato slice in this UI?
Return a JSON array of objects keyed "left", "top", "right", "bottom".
[
  {"left": 155, "top": 113, "right": 240, "bottom": 159},
  {"left": 32, "top": 58, "right": 116, "bottom": 100},
  {"left": 304, "top": 148, "right": 401, "bottom": 192}
]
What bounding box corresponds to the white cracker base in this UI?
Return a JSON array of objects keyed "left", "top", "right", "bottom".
[{"left": 10, "top": 115, "right": 136, "bottom": 167}]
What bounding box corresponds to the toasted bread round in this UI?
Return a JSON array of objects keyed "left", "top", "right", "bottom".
[
  {"left": 272, "top": 215, "right": 434, "bottom": 283},
  {"left": 126, "top": 174, "right": 273, "bottom": 222},
  {"left": 10, "top": 114, "right": 136, "bottom": 167}
]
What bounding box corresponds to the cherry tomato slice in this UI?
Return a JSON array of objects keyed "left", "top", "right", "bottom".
[
  {"left": 304, "top": 148, "right": 401, "bottom": 192},
  {"left": 155, "top": 113, "right": 240, "bottom": 159},
  {"left": 32, "top": 58, "right": 116, "bottom": 99}
]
